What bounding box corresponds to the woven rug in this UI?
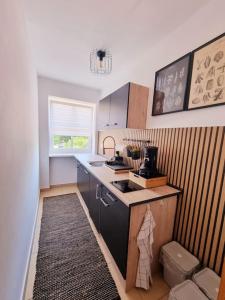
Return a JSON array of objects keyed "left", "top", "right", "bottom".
[{"left": 33, "top": 193, "right": 120, "bottom": 300}]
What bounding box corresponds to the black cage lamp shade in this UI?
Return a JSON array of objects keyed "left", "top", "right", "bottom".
[{"left": 90, "top": 49, "right": 112, "bottom": 74}]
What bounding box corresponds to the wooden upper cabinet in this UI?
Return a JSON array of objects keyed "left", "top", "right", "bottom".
[
  {"left": 127, "top": 83, "right": 149, "bottom": 129},
  {"left": 97, "top": 82, "right": 149, "bottom": 130}
]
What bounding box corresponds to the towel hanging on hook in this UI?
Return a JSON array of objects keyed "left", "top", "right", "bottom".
[
  {"left": 147, "top": 203, "right": 151, "bottom": 211},
  {"left": 136, "top": 204, "right": 156, "bottom": 290}
]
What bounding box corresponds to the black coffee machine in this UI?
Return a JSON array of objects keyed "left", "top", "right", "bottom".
[{"left": 139, "top": 146, "right": 158, "bottom": 178}]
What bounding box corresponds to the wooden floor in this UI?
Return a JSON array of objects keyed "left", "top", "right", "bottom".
[{"left": 25, "top": 184, "right": 169, "bottom": 300}]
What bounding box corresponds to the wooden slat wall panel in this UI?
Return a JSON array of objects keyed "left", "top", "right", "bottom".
[
  {"left": 98, "top": 126, "right": 225, "bottom": 275},
  {"left": 218, "top": 259, "right": 225, "bottom": 300}
]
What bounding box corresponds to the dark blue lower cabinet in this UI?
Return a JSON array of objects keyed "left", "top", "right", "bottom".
[
  {"left": 77, "top": 162, "right": 129, "bottom": 278},
  {"left": 77, "top": 162, "right": 90, "bottom": 210},
  {"left": 99, "top": 186, "right": 129, "bottom": 279},
  {"left": 89, "top": 175, "right": 101, "bottom": 232}
]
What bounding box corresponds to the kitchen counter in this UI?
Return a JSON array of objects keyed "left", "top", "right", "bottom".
[{"left": 74, "top": 153, "right": 180, "bottom": 207}]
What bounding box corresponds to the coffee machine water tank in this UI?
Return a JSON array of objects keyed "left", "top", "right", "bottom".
[{"left": 139, "top": 146, "right": 158, "bottom": 178}]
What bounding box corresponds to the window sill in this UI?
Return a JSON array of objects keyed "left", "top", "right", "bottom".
[
  {"left": 49, "top": 152, "right": 92, "bottom": 158},
  {"left": 49, "top": 153, "right": 76, "bottom": 158}
]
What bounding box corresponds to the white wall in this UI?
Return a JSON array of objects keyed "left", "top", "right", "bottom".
[
  {"left": 0, "top": 1, "right": 39, "bottom": 300},
  {"left": 38, "top": 76, "right": 100, "bottom": 188},
  {"left": 49, "top": 157, "right": 77, "bottom": 185},
  {"left": 102, "top": 0, "right": 225, "bottom": 128}
]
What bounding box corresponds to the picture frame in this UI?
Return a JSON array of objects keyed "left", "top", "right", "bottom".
[
  {"left": 152, "top": 53, "right": 192, "bottom": 116},
  {"left": 188, "top": 33, "right": 225, "bottom": 110}
]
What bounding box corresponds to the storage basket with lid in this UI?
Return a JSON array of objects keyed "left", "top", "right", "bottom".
[
  {"left": 168, "top": 280, "right": 209, "bottom": 300},
  {"left": 160, "top": 241, "right": 200, "bottom": 287},
  {"left": 193, "top": 268, "right": 221, "bottom": 300}
]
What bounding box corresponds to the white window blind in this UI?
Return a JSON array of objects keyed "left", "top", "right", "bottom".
[{"left": 49, "top": 99, "right": 95, "bottom": 154}]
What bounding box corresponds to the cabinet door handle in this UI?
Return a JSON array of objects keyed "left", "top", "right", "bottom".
[
  {"left": 84, "top": 169, "right": 89, "bottom": 175},
  {"left": 106, "top": 192, "right": 116, "bottom": 202},
  {"left": 96, "top": 184, "right": 100, "bottom": 199},
  {"left": 114, "top": 123, "right": 118, "bottom": 126},
  {"left": 100, "top": 197, "right": 109, "bottom": 207}
]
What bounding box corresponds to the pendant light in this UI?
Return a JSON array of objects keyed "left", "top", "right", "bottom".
[{"left": 90, "top": 49, "right": 112, "bottom": 74}]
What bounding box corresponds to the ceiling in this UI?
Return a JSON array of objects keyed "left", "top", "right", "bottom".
[{"left": 25, "top": 0, "right": 209, "bottom": 95}]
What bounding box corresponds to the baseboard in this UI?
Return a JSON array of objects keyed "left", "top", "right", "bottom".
[
  {"left": 40, "top": 182, "right": 76, "bottom": 192},
  {"left": 21, "top": 190, "right": 40, "bottom": 300},
  {"left": 40, "top": 187, "right": 51, "bottom": 192},
  {"left": 49, "top": 182, "right": 76, "bottom": 189}
]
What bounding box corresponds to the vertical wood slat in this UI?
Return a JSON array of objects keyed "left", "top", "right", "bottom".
[
  {"left": 177, "top": 128, "right": 193, "bottom": 241},
  {"left": 194, "top": 127, "right": 218, "bottom": 258},
  {"left": 180, "top": 127, "right": 198, "bottom": 245},
  {"left": 157, "top": 128, "right": 163, "bottom": 171},
  {"left": 186, "top": 127, "right": 206, "bottom": 249},
  {"left": 171, "top": 128, "right": 181, "bottom": 185},
  {"left": 187, "top": 127, "right": 207, "bottom": 250},
  {"left": 167, "top": 128, "right": 176, "bottom": 181},
  {"left": 210, "top": 163, "right": 225, "bottom": 270},
  {"left": 98, "top": 126, "right": 225, "bottom": 275},
  {"left": 204, "top": 130, "right": 225, "bottom": 266},
  {"left": 182, "top": 127, "right": 201, "bottom": 246},
  {"left": 218, "top": 259, "right": 225, "bottom": 300},
  {"left": 197, "top": 127, "right": 221, "bottom": 261},
  {"left": 190, "top": 127, "right": 213, "bottom": 253},
  {"left": 165, "top": 128, "right": 172, "bottom": 176}
]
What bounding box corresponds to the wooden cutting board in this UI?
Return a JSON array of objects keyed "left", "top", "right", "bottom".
[{"left": 105, "top": 164, "right": 133, "bottom": 174}]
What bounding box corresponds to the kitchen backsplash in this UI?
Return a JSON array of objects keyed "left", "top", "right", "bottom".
[{"left": 98, "top": 128, "right": 153, "bottom": 170}]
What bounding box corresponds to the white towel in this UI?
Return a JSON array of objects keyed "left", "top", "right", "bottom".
[{"left": 136, "top": 208, "right": 156, "bottom": 290}]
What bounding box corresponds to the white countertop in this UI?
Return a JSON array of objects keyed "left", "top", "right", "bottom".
[{"left": 74, "top": 153, "right": 180, "bottom": 207}]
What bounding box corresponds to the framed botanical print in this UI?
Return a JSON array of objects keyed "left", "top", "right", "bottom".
[
  {"left": 188, "top": 33, "right": 225, "bottom": 110},
  {"left": 152, "top": 53, "right": 191, "bottom": 116}
]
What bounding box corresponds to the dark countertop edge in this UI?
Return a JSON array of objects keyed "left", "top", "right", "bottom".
[{"left": 129, "top": 192, "right": 180, "bottom": 207}]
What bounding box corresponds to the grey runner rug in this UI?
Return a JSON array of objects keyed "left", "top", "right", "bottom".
[{"left": 33, "top": 193, "right": 120, "bottom": 300}]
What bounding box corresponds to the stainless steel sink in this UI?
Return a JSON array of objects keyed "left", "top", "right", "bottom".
[{"left": 88, "top": 161, "right": 105, "bottom": 167}]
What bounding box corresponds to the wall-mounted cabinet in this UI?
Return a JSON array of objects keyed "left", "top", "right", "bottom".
[{"left": 97, "top": 82, "right": 149, "bottom": 130}]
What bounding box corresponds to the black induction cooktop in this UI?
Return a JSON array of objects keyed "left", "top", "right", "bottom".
[{"left": 111, "top": 180, "right": 144, "bottom": 193}]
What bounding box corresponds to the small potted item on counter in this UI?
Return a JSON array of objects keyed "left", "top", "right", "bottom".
[
  {"left": 131, "top": 146, "right": 141, "bottom": 160},
  {"left": 126, "top": 145, "right": 133, "bottom": 157}
]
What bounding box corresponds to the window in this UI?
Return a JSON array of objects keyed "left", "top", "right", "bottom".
[{"left": 49, "top": 97, "right": 95, "bottom": 155}]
